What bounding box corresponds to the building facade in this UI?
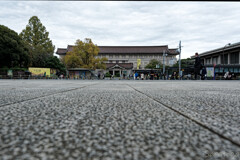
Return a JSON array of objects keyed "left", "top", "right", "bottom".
[
  {"left": 192, "top": 42, "right": 240, "bottom": 77},
  {"left": 56, "top": 45, "right": 179, "bottom": 77}
]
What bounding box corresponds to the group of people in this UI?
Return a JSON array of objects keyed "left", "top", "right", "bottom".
[
  {"left": 224, "top": 70, "right": 233, "bottom": 80},
  {"left": 98, "top": 73, "right": 105, "bottom": 80},
  {"left": 134, "top": 72, "right": 162, "bottom": 80},
  {"left": 194, "top": 52, "right": 234, "bottom": 80}
]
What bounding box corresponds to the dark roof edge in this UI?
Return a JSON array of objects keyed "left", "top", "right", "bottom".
[
  {"left": 99, "top": 45, "right": 168, "bottom": 47},
  {"left": 199, "top": 42, "right": 240, "bottom": 57},
  {"left": 57, "top": 48, "right": 67, "bottom": 50}
]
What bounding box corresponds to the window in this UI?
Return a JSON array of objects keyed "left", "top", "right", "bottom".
[
  {"left": 215, "top": 68, "right": 219, "bottom": 73},
  {"left": 122, "top": 60, "right": 125, "bottom": 63},
  {"left": 116, "top": 60, "right": 119, "bottom": 63},
  {"left": 234, "top": 68, "right": 239, "bottom": 73},
  {"left": 219, "top": 67, "right": 224, "bottom": 73},
  {"left": 109, "top": 60, "right": 112, "bottom": 63},
  {"left": 221, "top": 54, "right": 228, "bottom": 64},
  {"left": 206, "top": 58, "right": 211, "bottom": 64},
  {"left": 212, "top": 56, "right": 218, "bottom": 64},
  {"left": 230, "top": 52, "right": 239, "bottom": 64}
]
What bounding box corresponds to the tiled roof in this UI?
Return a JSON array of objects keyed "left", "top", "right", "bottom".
[
  {"left": 106, "top": 63, "right": 133, "bottom": 69},
  {"left": 195, "top": 41, "right": 240, "bottom": 58},
  {"left": 99, "top": 46, "right": 168, "bottom": 54},
  {"left": 56, "top": 48, "right": 67, "bottom": 55},
  {"left": 56, "top": 45, "right": 179, "bottom": 55},
  {"left": 168, "top": 48, "right": 179, "bottom": 55}
]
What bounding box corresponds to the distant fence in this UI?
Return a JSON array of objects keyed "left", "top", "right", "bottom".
[
  {"left": 0, "top": 74, "right": 100, "bottom": 80},
  {"left": 1, "top": 72, "right": 240, "bottom": 80}
]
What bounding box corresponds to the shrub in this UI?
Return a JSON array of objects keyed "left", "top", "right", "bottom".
[
  {"left": 115, "top": 73, "right": 120, "bottom": 77},
  {"left": 105, "top": 72, "right": 111, "bottom": 77}
]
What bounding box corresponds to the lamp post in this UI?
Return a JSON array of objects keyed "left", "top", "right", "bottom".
[
  {"left": 178, "top": 41, "right": 182, "bottom": 80},
  {"left": 163, "top": 50, "right": 168, "bottom": 75}
]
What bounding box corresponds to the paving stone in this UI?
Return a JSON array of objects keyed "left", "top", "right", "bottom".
[{"left": 0, "top": 80, "right": 240, "bottom": 160}]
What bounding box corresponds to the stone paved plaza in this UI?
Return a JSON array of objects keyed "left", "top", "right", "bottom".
[{"left": 0, "top": 80, "right": 240, "bottom": 160}]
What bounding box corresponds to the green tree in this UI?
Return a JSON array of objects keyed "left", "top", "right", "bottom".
[
  {"left": 45, "top": 56, "right": 66, "bottom": 73},
  {"left": 64, "top": 38, "right": 108, "bottom": 69},
  {"left": 172, "top": 58, "right": 194, "bottom": 68},
  {"left": 145, "top": 59, "right": 162, "bottom": 69},
  {"left": 0, "top": 25, "right": 30, "bottom": 68},
  {"left": 64, "top": 52, "right": 81, "bottom": 68},
  {"left": 20, "top": 16, "right": 55, "bottom": 67}
]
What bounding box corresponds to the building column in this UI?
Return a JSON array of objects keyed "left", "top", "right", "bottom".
[
  {"left": 228, "top": 53, "right": 230, "bottom": 64},
  {"left": 239, "top": 51, "right": 240, "bottom": 64},
  {"left": 113, "top": 70, "right": 115, "bottom": 76},
  {"left": 210, "top": 57, "right": 213, "bottom": 64}
]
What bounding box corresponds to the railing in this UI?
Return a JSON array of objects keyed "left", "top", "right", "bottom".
[
  {"left": 0, "top": 75, "right": 98, "bottom": 80},
  {"left": 0, "top": 74, "right": 239, "bottom": 80}
]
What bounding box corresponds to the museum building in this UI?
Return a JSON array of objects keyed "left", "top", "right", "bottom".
[{"left": 56, "top": 45, "right": 179, "bottom": 77}]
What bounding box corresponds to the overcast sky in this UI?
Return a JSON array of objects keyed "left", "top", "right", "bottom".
[{"left": 1, "top": 1, "right": 240, "bottom": 59}]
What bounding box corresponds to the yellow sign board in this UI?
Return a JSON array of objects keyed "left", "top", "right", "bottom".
[
  {"left": 29, "top": 67, "right": 50, "bottom": 76},
  {"left": 137, "top": 59, "right": 141, "bottom": 69}
]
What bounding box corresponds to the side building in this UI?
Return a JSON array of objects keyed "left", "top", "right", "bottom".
[
  {"left": 56, "top": 45, "right": 179, "bottom": 77},
  {"left": 192, "top": 42, "right": 240, "bottom": 78}
]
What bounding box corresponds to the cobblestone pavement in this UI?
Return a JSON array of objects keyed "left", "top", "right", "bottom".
[{"left": 0, "top": 80, "right": 240, "bottom": 160}]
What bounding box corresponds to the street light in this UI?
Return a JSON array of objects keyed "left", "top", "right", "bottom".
[{"left": 163, "top": 50, "right": 168, "bottom": 75}]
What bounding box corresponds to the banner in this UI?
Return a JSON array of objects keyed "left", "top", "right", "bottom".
[
  {"left": 50, "top": 68, "right": 57, "bottom": 75},
  {"left": 29, "top": 67, "right": 50, "bottom": 76},
  {"left": 206, "top": 67, "right": 214, "bottom": 77},
  {"left": 137, "top": 59, "right": 141, "bottom": 69},
  {"left": 7, "top": 70, "right": 13, "bottom": 76}
]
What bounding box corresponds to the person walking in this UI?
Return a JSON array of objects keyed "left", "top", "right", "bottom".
[
  {"left": 135, "top": 72, "right": 138, "bottom": 80},
  {"left": 98, "top": 73, "right": 101, "bottom": 80},
  {"left": 201, "top": 66, "right": 207, "bottom": 80},
  {"left": 141, "top": 73, "right": 144, "bottom": 80},
  {"left": 194, "top": 52, "right": 202, "bottom": 80}
]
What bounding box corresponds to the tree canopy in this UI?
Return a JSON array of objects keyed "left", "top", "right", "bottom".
[
  {"left": 20, "top": 16, "right": 55, "bottom": 67},
  {"left": 145, "top": 59, "right": 162, "bottom": 69},
  {"left": 44, "top": 56, "right": 66, "bottom": 74},
  {"left": 64, "top": 38, "right": 108, "bottom": 69},
  {"left": 0, "top": 25, "right": 30, "bottom": 68},
  {"left": 172, "top": 58, "right": 194, "bottom": 68}
]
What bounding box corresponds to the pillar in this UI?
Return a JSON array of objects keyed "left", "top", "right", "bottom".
[
  {"left": 228, "top": 53, "right": 230, "bottom": 64},
  {"left": 239, "top": 51, "right": 240, "bottom": 64}
]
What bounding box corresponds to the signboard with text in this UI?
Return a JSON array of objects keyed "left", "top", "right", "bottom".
[
  {"left": 206, "top": 67, "right": 214, "bottom": 77},
  {"left": 29, "top": 67, "right": 50, "bottom": 77},
  {"left": 7, "top": 70, "right": 13, "bottom": 76}
]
